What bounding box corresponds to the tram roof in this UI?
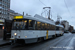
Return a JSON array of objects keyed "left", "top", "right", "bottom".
[
  {"left": 56, "top": 25, "right": 64, "bottom": 28},
  {"left": 23, "top": 14, "right": 55, "bottom": 25}
]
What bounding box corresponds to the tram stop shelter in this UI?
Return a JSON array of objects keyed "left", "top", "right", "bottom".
[
  {"left": 0, "top": 19, "right": 4, "bottom": 39},
  {"left": 3, "top": 19, "right": 12, "bottom": 40}
]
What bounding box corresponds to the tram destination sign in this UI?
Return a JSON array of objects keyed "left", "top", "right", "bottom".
[{"left": 14, "top": 16, "right": 23, "bottom": 19}]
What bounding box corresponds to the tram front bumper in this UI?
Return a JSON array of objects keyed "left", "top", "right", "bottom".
[
  {"left": 10, "top": 38, "right": 25, "bottom": 44},
  {"left": 10, "top": 38, "right": 17, "bottom": 44}
]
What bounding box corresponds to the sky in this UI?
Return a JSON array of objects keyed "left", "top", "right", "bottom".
[{"left": 10, "top": 0, "right": 75, "bottom": 28}]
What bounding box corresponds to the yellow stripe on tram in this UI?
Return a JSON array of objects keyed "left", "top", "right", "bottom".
[{"left": 46, "top": 30, "right": 48, "bottom": 39}]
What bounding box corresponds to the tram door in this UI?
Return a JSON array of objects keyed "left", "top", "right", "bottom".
[{"left": 3, "top": 20, "right": 12, "bottom": 40}]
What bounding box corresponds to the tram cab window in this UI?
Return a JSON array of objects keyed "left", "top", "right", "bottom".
[{"left": 12, "top": 19, "right": 28, "bottom": 30}]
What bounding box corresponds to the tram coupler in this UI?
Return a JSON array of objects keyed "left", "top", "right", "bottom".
[{"left": 10, "top": 38, "right": 16, "bottom": 45}]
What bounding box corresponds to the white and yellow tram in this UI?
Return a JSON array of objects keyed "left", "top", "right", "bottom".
[{"left": 10, "top": 14, "right": 64, "bottom": 44}]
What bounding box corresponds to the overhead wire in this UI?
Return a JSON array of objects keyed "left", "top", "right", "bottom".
[
  {"left": 39, "top": 0, "right": 49, "bottom": 17},
  {"left": 64, "top": 0, "right": 72, "bottom": 17},
  {"left": 39, "top": 0, "right": 47, "bottom": 6},
  {"left": 39, "top": 0, "right": 52, "bottom": 18}
]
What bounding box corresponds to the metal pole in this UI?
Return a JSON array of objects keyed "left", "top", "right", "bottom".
[
  {"left": 43, "top": 7, "right": 51, "bottom": 19},
  {"left": 23, "top": 12, "right": 24, "bottom": 18},
  {"left": 48, "top": 8, "right": 50, "bottom": 19}
]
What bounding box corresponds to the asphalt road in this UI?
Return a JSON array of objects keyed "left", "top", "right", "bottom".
[{"left": 0, "top": 33, "right": 75, "bottom": 50}]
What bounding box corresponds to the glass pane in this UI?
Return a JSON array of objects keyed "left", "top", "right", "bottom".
[
  {"left": 35, "top": 21, "right": 37, "bottom": 29},
  {"left": 37, "top": 22, "right": 41, "bottom": 30},
  {"left": 12, "top": 19, "right": 28, "bottom": 30},
  {"left": 41, "top": 23, "right": 44, "bottom": 30},
  {"left": 45, "top": 23, "right": 47, "bottom": 29},
  {"left": 29, "top": 20, "right": 32, "bottom": 27}
]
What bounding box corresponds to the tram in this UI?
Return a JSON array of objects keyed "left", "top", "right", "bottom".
[{"left": 10, "top": 14, "right": 64, "bottom": 44}]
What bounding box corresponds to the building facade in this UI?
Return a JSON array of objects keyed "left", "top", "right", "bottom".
[
  {"left": 0, "top": 0, "right": 10, "bottom": 19},
  {"left": 61, "top": 20, "right": 69, "bottom": 31},
  {"left": 69, "top": 25, "right": 74, "bottom": 32},
  {"left": 9, "top": 10, "right": 23, "bottom": 20}
]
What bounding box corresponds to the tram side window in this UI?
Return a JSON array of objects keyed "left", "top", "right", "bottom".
[
  {"left": 52, "top": 25, "right": 55, "bottom": 30},
  {"left": 47, "top": 24, "right": 50, "bottom": 30},
  {"left": 29, "top": 20, "right": 33, "bottom": 27},
  {"left": 50, "top": 25, "right": 53, "bottom": 30},
  {"left": 37, "top": 22, "right": 41, "bottom": 30},
  {"left": 23, "top": 20, "right": 27, "bottom": 29},
  {"left": 62, "top": 28, "right": 64, "bottom": 30},
  {"left": 45, "top": 23, "right": 47, "bottom": 30},
  {"left": 49, "top": 24, "right": 52, "bottom": 30},
  {"left": 56, "top": 26, "right": 59, "bottom": 30},
  {"left": 51, "top": 25, "right": 53, "bottom": 30},
  {"left": 54, "top": 26, "right": 56, "bottom": 30},
  {"left": 50, "top": 25, "right": 52, "bottom": 30},
  {"left": 35, "top": 21, "right": 37, "bottom": 30},
  {"left": 29, "top": 20, "right": 35, "bottom": 30},
  {"left": 41, "top": 23, "right": 45, "bottom": 30}
]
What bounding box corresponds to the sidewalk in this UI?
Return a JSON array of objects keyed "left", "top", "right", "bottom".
[{"left": 0, "top": 38, "right": 11, "bottom": 46}]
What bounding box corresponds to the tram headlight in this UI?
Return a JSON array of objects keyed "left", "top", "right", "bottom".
[{"left": 14, "top": 33, "right": 17, "bottom": 36}]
